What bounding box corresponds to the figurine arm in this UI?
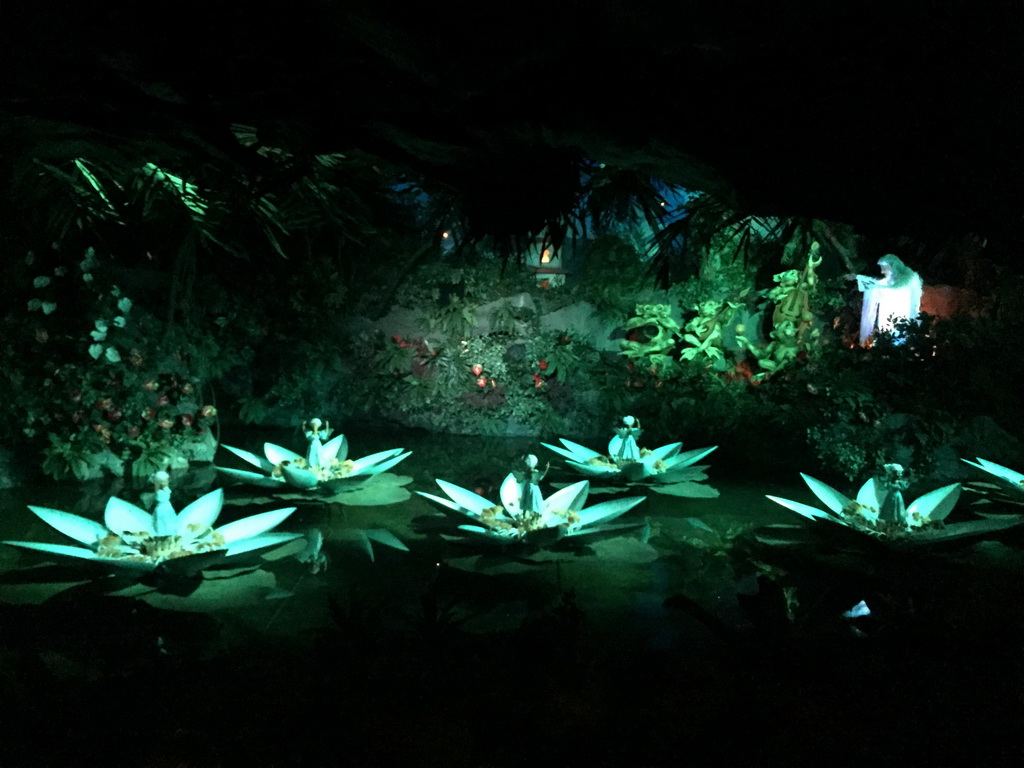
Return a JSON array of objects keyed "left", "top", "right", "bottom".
[{"left": 855, "top": 275, "right": 877, "bottom": 292}]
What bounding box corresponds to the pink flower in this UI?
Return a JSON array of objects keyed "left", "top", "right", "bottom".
[
  {"left": 156, "top": 394, "right": 170, "bottom": 407},
  {"left": 538, "top": 360, "right": 548, "bottom": 371},
  {"left": 158, "top": 418, "right": 174, "bottom": 430},
  {"left": 180, "top": 413, "right": 194, "bottom": 427},
  {"left": 532, "top": 374, "right": 544, "bottom": 388},
  {"left": 476, "top": 376, "right": 488, "bottom": 388},
  {"left": 471, "top": 364, "right": 483, "bottom": 376}
]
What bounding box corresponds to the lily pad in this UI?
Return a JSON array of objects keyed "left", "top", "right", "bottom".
[
  {"left": 587, "top": 536, "right": 660, "bottom": 564},
  {"left": 576, "top": 484, "right": 632, "bottom": 495},
  {"left": 320, "top": 473, "right": 413, "bottom": 506},
  {"left": 444, "top": 552, "right": 560, "bottom": 575},
  {"left": 116, "top": 567, "right": 279, "bottom": 612},
  {"left": 649, "top": 482, "right": 721, "bottom": 498}
]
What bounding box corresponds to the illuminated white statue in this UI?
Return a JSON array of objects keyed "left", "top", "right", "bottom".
[{"left": 855, "top": 254, "right": 923, "bottom": 345}]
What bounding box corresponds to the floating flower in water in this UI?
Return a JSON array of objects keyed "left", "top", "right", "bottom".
[
  {"left": 2, "top": 472, "right": 300, "bottom": 573},
  {"left": 217, "top": 417, "right": 411, "bottom": 494},
  {"left": 418, "top": 455, "right": 645, "bottom": 547},
  {"left": 760, "top": 464, "right": 1024, "bottom": 545},
  {"left": 766, "top": 464, "right": 963, "bottom": 539},
  {"left": 542, "top": 416, "right": 718, "bottom": 496}
]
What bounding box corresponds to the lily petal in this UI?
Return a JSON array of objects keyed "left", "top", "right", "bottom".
[
  {"left": 27, "top": 506, "right": 109, "bottom": 545},
  {"left": 263, "top": 442, "right": 303, "bottom": 465},
  {"left": 216, "top": 466, "right": 285, "bottom": 488},
  {"left": 661, "top": 445, "right": 717, "bottom": 469},
  {"left": 280, "top": 465, "right": 320, "bottom": 489},
  {"left": 347, "top": 448, "right": 408, "bottom": 476},
  {"left": 574, "top": 496, "right": 645, "bottom": 527},
  {"left": 551, "top": 439, "right": 604, "bottom": 461},
  {"left": 645, "top": 442, "right": 683, "bottom": 462},
  {"left": 104, "top": 498, "right": 155, "bottom": 536},
  {"left": 435, "top": 479, "right": 495, "bottom": 515},
  {"left": 320, "top": 434, "right": 348, "bottom": 463},
  {"left": 4, "top": 540, "right": 98, "bottom": 560},
  {"left": 565, "top": 460, "right": 620, "bottom": 477},
  {"left": 906, "top": 483, "right": 962, "bottom": 523},
  {"left": 855, "top": 478, "right": 884, "bottom": 513},
  {"left": 416, "top": 490, "right": 465, "bottom": 513},
  {"left": 541, "top": 441, "right": 578, "bottom": 461},
  {"left": 801, "top": 474, "right": 851, "bottom": 515},
  {"left": 456, "top": 524, "right": 512, "bottom": 541},
  {"left": 216, "top": 507, "right": 297, "bottom": 543},
  {"left": 2, "top": 540, "right": 155, "bottom": 570},
  {"left": 766, "top": 494, "right": 835, "bottom": 521},
  {"left": 176, "top": 488, "right": 223, "bottom": 532},
  {"left": 619, "top": 462, "right": 654, "bottom": 482},
  {"left": 608, "top": 434, "right": 641, "bottom": 461},
  {"left": 221, "top": 444, "right": 275, "bottom": 473},
  {"left": 223, "top": 531, "right": 303, "bottom": 556},
  {"left": 543, "top": 479, "right": 590, "bottom": 514},
  {"left": 963, "top": 458, "right": 1024, "bottom": 487},
  {"left": 354, "top": 449, "right": 411, "bottom": 476},
  {"left": 499, "top": 473, "right": 522, "bottom": 515}
]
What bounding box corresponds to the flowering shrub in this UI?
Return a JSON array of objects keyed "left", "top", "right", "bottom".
[{"left": 5, "top": 248, "right": 221, "bottom": 480}]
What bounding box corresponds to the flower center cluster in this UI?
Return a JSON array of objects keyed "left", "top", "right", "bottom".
[
  {"left": 477, "top": 504, "right": 580, "bottom": 536},
  {"left": 585, "top": 448, "right": 664, "bottom": 473},
  {"left": 96, "top": 523, "right": 227, "bottom": 563},
  {"left": 272, "top": 457, "right": 357, "bottom": 481}
]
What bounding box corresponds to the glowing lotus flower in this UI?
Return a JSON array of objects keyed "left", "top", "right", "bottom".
[
  {"left": 417, "top": 470, "right": 645, "bottom": 547},
  {"left": 766, "top": 466, "right": 962, "bottom": 539},
  {"left": 217, "top": 422, "right": 410, "bottom": 493},
  {"left": 542, "top": 417, "right": 716, "bottom": 487},
  {"left": 2, "top": 488, "right": 301, "bottom": 572}
]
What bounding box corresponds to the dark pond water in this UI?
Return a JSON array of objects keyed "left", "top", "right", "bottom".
[
  {"left": 2, "top": 430, "right": 1022, "bottom": 766},
  {"left": 0, "top": 430, "right": 797, "bottom": 638}
]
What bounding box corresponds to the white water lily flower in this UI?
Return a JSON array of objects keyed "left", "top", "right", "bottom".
[
  {"left": 218, "top": 434, "right": 411, "bottom": 493},
  {"left": 3, "top": 488, "right": 301, "bottom": 572},
  {"left": 766, "top": 472, "right": 962, "bottom": 538},
  {"left": 542, "top": 437, "right": 717, "bottom": 484},
  {"left": 417, "top": 474, "right": 645, "bottom": 546}
]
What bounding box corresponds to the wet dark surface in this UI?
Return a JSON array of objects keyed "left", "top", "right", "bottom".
[{"left": 1, "top": 432, "right": 1023, "bottom": 766}]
